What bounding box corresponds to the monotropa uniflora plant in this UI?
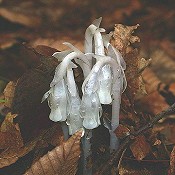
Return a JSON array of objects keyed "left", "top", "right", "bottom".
[{"left": 42, "top": 17, "right": 127, "bottom": 175}]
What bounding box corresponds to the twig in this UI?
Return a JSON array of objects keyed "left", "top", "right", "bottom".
[{"left": 94, "top": 103, "right": 175, "bottom": 175}]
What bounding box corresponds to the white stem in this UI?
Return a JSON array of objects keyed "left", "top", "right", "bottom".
[
  {"left": 61, "top": 122, "right": 69, "bottom": 141},
  {"left": 94, "top": 29, "right": 105, "bottom": 56},
  {"left": 84, "top": 17, "right": 102, "bottom": 68},
  {"left": 50, "top": 52, "right": 77, "bottom": 87},
  {"left": 82, "top": 55, "right": 119, "bottom": 94},
  {"left": 82, "top": 130, "right": 92, "bottom": 175},
  {"left": 110, "top": 74, "right": 122, "bottom": 151}
]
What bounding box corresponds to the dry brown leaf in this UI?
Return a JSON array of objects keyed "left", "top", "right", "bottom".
[
  {"left": 110, "top": 24, "right": 140, "bottom": 55},
  {"left": 124, "top": 49, "right": 147, "bottom": 101},
  {"left": 150, "top": 49, "right": 175, "bottom": 84},
  {"left": 169, "top": 83, "right": 175, "bottom": 96},
  {"left": 0, "top": 7, "right": 41, "bottom": 28},
  {"left": 170, "top": 146, "right": 175, "bottom": 175},
  {"left": 0, "top": 123, "right": 63, "bottom": 168},
  {"left": 11, "top": 63, "right": 57, "bottom": 140},
  {"left": 0, "top": 35, "right": 17, "bottom": 49},
  {"left": 142, "top": 68, "right": 162, "bottom": 94},
  {"left": 136, "top": 91, "right": 169, "bottom": 115},
  {"left": 119, "top": 165, "right": 153, "bottom": 175},
  {"left": 3, "top": 81, "right": 16, "bottom": 108},
  {"left": 103, "top": 0, "right": 142, "bottom": 28},
  {"left": 130, "top": 135, "right": 151, "bottom": 160},
  {"left": 110, "top": 24, "right": 147, "bottom": 102},
  {"left": 160, "top": 40, "right": 175, "bottom": 60},
  {"left": 24, "top": 129, "right": 84, "bottom": 175},
  {"left": 0, "top": 139, "right": 37, "bottom": 168},
  {"left": 31, "top": 36, "right": 84, "bottom": 52},
  {"left": 34, "top": 45, "right": 58, "bottom": 57},
  {"left": 0, "top": 112, "right": 23, "bottom": 150},
  {"left": 115, "top": 124, "right": 130, "bottom": 139},
  {"left": 0, "top": 113, "right": 38, "bottom": 168},
  {"left": 156, "top": 123, "right": 175, "bottom": 145}
]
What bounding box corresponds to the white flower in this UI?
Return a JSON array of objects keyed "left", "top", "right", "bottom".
[
  {"left": 66, "top": 62, "right": 83, "bottom": 135},
  {"left": 98, "top": 64, "right": 113, "bottom": 104},
  {"left": 80, "top": 92, "right": 102, "bottom": 129},
  {"left": 47, "top": 79, "right": 69, "bottom": 122}
]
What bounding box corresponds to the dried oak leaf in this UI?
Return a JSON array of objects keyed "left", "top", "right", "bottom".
[
  {"left": 0, "top": 112, "right": 23, "bottom": 150},
  {"left": 3, "top": 81, "right": 16, "bottom": 108},
  {"left": 110, "top": 24, "right": 147, "bottom": 102},
  {"left": 24, "top": 129, "right": 84, "bottom": 175},
  {"left": 110, "top": 23, "right": 140, "bottom": 55},
  {"left": 130, "top": 135, "right": 151, "bottom": 160},
  {"left": 124, "top": 49, "right": 147, "bottom": 102},
  {"left": 170, "top": 146, "right": 175, "bottom": 175}
]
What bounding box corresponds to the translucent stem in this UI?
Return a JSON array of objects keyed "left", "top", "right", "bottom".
[
  {"left": 61, "top": 122, "right": 69, "bottom": 140},
  {"left": 82, "top": 130, "right": 92, "bottom": 175},
  {"left": 110, "top": 78, "right": 121, "bottom": 151}
]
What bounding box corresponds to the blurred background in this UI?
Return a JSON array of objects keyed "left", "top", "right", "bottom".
[
  {"left": 0, "top": 0, "right": 175, "bottom": 84},
  {"left": 0, "top": 0, "right": 175, "bottom": 175}
]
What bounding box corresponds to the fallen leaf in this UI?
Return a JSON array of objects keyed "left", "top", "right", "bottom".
[
  {"left": 24, "top": 129, "right": 84, "bottom": 175},
  {"left": 170, "top": 146, "right": 175, "bottom": 175},
  {"left": 115, "top": 124, "right": 130, "bottom": 139},
  {"left": 150, "top": 49, "right": 175, "bottom": 84},
  {"left": 0, "top": 35, "right": 17, "bottom": 49},
  {"left": 156, "top": 122, "right": 175, "bottom": 145},
  {"left": 160, "top": 39, "right": 175, "bottom": 60},
  {"left": 3, "top": 81, "right": 16, "bottom": 108},
  {"left": 11, "top": 63, "right": 56, "bottom": 140},
  {"left": 103, "top": 0, "right": 142, "bottom": 29},
  {"left": 0, "top": 7, "right": 41, "bottom": 28},
  {"left": 130, "top": 135, "right": 151, "bottom": 160},
  {"left": 34, "top": 45, "right": 58, "bottom": 57},
  {"left": 136, "top": 91, "right": 169, "bottom": 115},
  {"left": 0, "top": 139, "right": 37, "bottom": 168},
  {"left": 110, "top": 23, "right": 146, "bottom": 102},
  {"left": 110, "top": 24, "right": 140, "bottom": 55},
  {"left": 0, "top": 123, "right": 63, "bottom": 169},
  {"left": 0, "top": 112, "right": 23, "bottom": 150},
  {"left": 142, "top": 68, "right": 162, "bottom": 94},
  {"left": 31, "top": 36, "right": 84, "bottom": 52},
  {"left": 124, "top": 49, "right": 147, "bottom": 102}
]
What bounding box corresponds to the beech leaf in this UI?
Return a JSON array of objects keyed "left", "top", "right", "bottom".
[{"left": 24, "top": 129, "right": 84, "bottom": 175}]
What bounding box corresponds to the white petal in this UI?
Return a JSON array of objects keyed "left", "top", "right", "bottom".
[
  {"left": 52, "top": 50, "right": 73, "bottom": 61},
  {"left": 98, "top": 64, "right": 113, "bottom": 104}
]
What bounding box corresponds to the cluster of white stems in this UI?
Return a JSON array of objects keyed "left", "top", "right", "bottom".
[{"left": 42, "top": 18, "right": 127, "bottom": 139}]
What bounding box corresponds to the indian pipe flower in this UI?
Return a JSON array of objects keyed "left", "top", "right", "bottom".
[{"left": 66, "top": 62, "right": 83, "bottom": 135}]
